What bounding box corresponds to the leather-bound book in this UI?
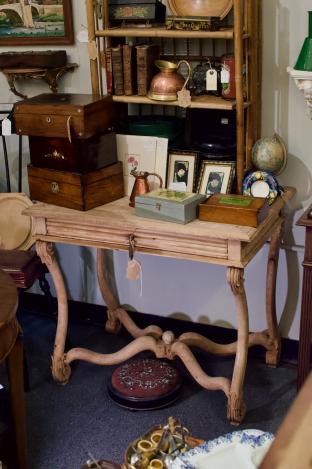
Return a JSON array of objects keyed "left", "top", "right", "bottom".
[
  {"left": 111, "top": 45, "right": 124, "bottom": 95},
  {"left": 135, "top": 44, "right": 160, "bottom": 96},
  {"left": 104, "top": 47, "right": 113, "bottom": 94},
  {"left": 122, "top": 44, "right": 136, "bottom": 96}
]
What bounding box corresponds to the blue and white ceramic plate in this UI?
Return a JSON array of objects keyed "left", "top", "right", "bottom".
[
  {"left": 242, "top": 171, "right": 282, "bottom": 204},
  {"left": 170, "top": 429, "right": 274, "bottom": 469}
]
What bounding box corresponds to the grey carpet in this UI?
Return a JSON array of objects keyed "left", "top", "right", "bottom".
[{"left": 2, "top": 311, "right": 297, "bottom": 469}]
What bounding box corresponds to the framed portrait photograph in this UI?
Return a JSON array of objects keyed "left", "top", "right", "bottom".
[
  {"left": 167, "top": 150, "right": 198, "bottom": 192},
  {"left": 0, "top": 0, "right": 74, "bottom": 46},
  {"left": 197, "top": 161, "right": 235, "bottom": 196}
]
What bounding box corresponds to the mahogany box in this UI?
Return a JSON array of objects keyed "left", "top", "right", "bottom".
[
  {"left": 27, "top": 162, "right": 124, "bottom": 211},
  {"left": 14, "top": 93, "right": 115, "bottom": 139},
  {"left": 28, "top": 132, "right": 117, "bottom": 173},
  {"left": 199, "top": 194, "right": 269, "bottom": 227}
]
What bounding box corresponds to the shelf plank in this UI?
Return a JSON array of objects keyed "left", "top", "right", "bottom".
[
  {"left": 95, "top": 27, "right": 237, "bottom": 39},
  {"left": 112, "top": 94, "right": 250, "bottom": 110}
]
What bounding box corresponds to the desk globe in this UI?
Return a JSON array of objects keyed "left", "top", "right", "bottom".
[{"left": 251, "top": 133, "right": 287, "bottom": 175}]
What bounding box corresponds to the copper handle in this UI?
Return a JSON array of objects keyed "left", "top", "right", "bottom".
[
  {"left": 177, "top": 60, "right": 192, "bottom": 89},
  {"left": 147, "top": 173, "right": 163, "bottom": 188}
]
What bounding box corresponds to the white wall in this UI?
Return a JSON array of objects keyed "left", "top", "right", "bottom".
[{"left": 1, "top": 0, "right": 311, "bottom": 340}]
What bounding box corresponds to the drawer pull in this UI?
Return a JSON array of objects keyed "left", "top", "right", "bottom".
[
  {"left": 46, "top": 116, "right": 52, "bottom": 124},
  {"left": 66, "top": 115, "right": 72, "bottom": 143},
  {"left": 50, "top": 182, "right": 60, "bottom": 194},
  {"left": 44, "top": 150, "right": 65, "bottom": 160}
]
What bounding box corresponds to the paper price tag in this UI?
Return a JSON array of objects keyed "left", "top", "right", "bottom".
[
  {"left": 77, "top": 29, "right": 89, "bottom": 43},
  {"left": 2, "top": 118, "right": 11, "bottom": 136},
  {"left": 177, "top": 88, "right": 191, "bottom": 108},
  {"left": 221, "top": 68, "right": 230, "bottom": 84},
  {"left": 169, "top": 182, "right": 187, "bottom": 192},
  {"left": 206, "top": 69, "right": 218, "bottom": 91}
]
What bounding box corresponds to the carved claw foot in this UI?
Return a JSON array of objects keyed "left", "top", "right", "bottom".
[
  {"left": 51, "top": 354, "right": 71, "bottom": 385},
  {"left": 265, "top": 336, "right": 281, "bottom": 367},
  {"left": 105, "top": 308, "right": 121, "bottom": 334},
  {"left": 227, "top": 392, "right": 246, "bottom": 426}
]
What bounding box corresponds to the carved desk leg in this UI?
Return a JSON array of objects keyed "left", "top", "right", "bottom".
[
  {"left": 227, "top": 267, "right": 248, "bottom": 425},
  {"left": 36, "top": 241, "right": 71, "bottom": 384},
  {"left": 96, "top": 248, "right": 121, "bottom": 334},
  {"left": 265, "top": 222, "right": 283, "bottom": 367}
]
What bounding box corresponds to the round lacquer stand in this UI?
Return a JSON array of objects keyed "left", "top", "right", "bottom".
[{"left": 107, "top": 358, "right": 183, "bottom": 410}]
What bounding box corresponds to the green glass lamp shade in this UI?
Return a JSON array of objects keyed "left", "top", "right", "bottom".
[{"left": 295, "top": 11, "right": 312, "bottom": 71}]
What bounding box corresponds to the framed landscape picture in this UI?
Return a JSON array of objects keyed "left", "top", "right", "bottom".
[{"left": 0, "top": 0, "right": 74, "bottom": 46}]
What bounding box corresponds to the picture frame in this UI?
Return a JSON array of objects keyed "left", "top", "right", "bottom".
[
  {"left": 166, "top": 150, "right": 198, "bottom": 192},
  {"left": 197, "top": 161, "right": 235, "bottom": 196},
  {"left": 0, "top": 0, "right": 74, "bottom": 46},
  {"left": 116, "top": 134, "right": 168, "bottom": 196}
]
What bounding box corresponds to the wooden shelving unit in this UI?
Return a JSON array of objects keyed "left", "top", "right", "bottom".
[{"left": 86, "top": 0, "right": 262, "bottom": 192}]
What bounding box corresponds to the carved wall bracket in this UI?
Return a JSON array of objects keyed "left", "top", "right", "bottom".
[{"left": 288, "top": 67, "right": 312, "bottom": 117}]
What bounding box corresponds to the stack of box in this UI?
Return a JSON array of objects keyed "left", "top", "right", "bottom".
[{"left": 13, "top": 93, "right": 124, "bottom": 211}]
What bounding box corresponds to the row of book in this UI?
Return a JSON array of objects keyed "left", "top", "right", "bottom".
[{"left": 104, "top": 43, "right": 160, "bottom": 97}]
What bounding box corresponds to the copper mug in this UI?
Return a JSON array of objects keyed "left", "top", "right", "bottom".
[
  {"left": 148, "top": 60, "right": 191, "bottom": 101},
  {"left": 129, "top": 171, "right": 163, "bottom": 207}
]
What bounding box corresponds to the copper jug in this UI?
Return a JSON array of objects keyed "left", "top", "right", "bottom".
[
  {"left": 129, "top": 171, "right": 163, "bottom": 207},
  {"left": 148, "top": 60, "right": 191, "bottom": 101}
]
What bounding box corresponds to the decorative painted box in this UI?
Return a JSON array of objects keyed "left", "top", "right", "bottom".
[
  {"left": 28, "top": 162, "right": 124, "bottom": 211},
  {"left": 199, "top": 194, "right": 269, "bottom": 227},
  {"left": 28, "top": 132, "right": 117, "bottom": 173},
  {"left": 135, "top": 189, "right": 206, "bottom": 224},
  {"left": 14, "top": 93, "right": 115, "bottom": 139},
  {"left": 109, "top": 0, "right": 166, "bottom": 24},
  {"left": 166, "top": 16, "right": 221, "bottom": 31}
]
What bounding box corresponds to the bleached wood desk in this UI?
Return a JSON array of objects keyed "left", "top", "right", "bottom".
[{"left": 24, "top": 188, "right": 294, "bottom": 425}]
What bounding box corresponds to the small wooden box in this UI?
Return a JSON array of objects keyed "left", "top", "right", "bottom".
[
  {"left": 109, "top": 0, "right": 166, "bottom": 24},
  {"left": 199, "top": 194, "right": 269, "bottom": 227},
  {"left": 28, "top": 162, "right": 124, "bottom": 211},
  {"left": 29, "top": 132, "right": 117, "bottom": 173},
  {"left": 14, "top": 93, "right": 115, "bottom": 139},
  {"left": 135, "top": 190, "right": 206, "bottom": 224}
]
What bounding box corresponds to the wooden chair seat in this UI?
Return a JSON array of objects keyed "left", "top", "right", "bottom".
[
  {"left": 0, "top": 193, "right": 51, "bottom": 296},
  {"left": 0, "top": 269, "right": 28, "bottom": 469}
]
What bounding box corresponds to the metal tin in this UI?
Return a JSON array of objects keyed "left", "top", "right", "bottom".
[{"left": 135, "top": 189, "right": 206, "bottom": 224}]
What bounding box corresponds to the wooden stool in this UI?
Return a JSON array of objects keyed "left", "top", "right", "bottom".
[{"left": 0, "top": 269, "right": 28, "bottom": 469}]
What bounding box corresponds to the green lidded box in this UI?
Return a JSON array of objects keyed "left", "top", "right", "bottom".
[{"left": 135, "top": 189, "right": 207, "bottom": 224}]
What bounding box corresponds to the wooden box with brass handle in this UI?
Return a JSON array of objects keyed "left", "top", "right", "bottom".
[
  {"left": 13, "top": 93, "right": 115, "bottom": 139},
  {"left": 27, "top": 162, "right": 124, "bottom": 211}
]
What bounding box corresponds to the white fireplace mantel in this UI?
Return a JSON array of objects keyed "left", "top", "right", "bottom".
[{"left": 288, "top": 66, "right": 312, "bottom": 117}]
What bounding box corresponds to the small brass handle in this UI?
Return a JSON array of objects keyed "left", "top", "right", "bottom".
[
  {"left": 44, "top": 150, "right": 65, "bottom": 160},
  {"left": 50, "top": 181, "right": 60, "bottom": 193},
  {"left": 46, "top": 116, "right": 52, "bottom": 124},
  {"left": 66, "top": 115, "right": 72, "bottom": 143}
]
